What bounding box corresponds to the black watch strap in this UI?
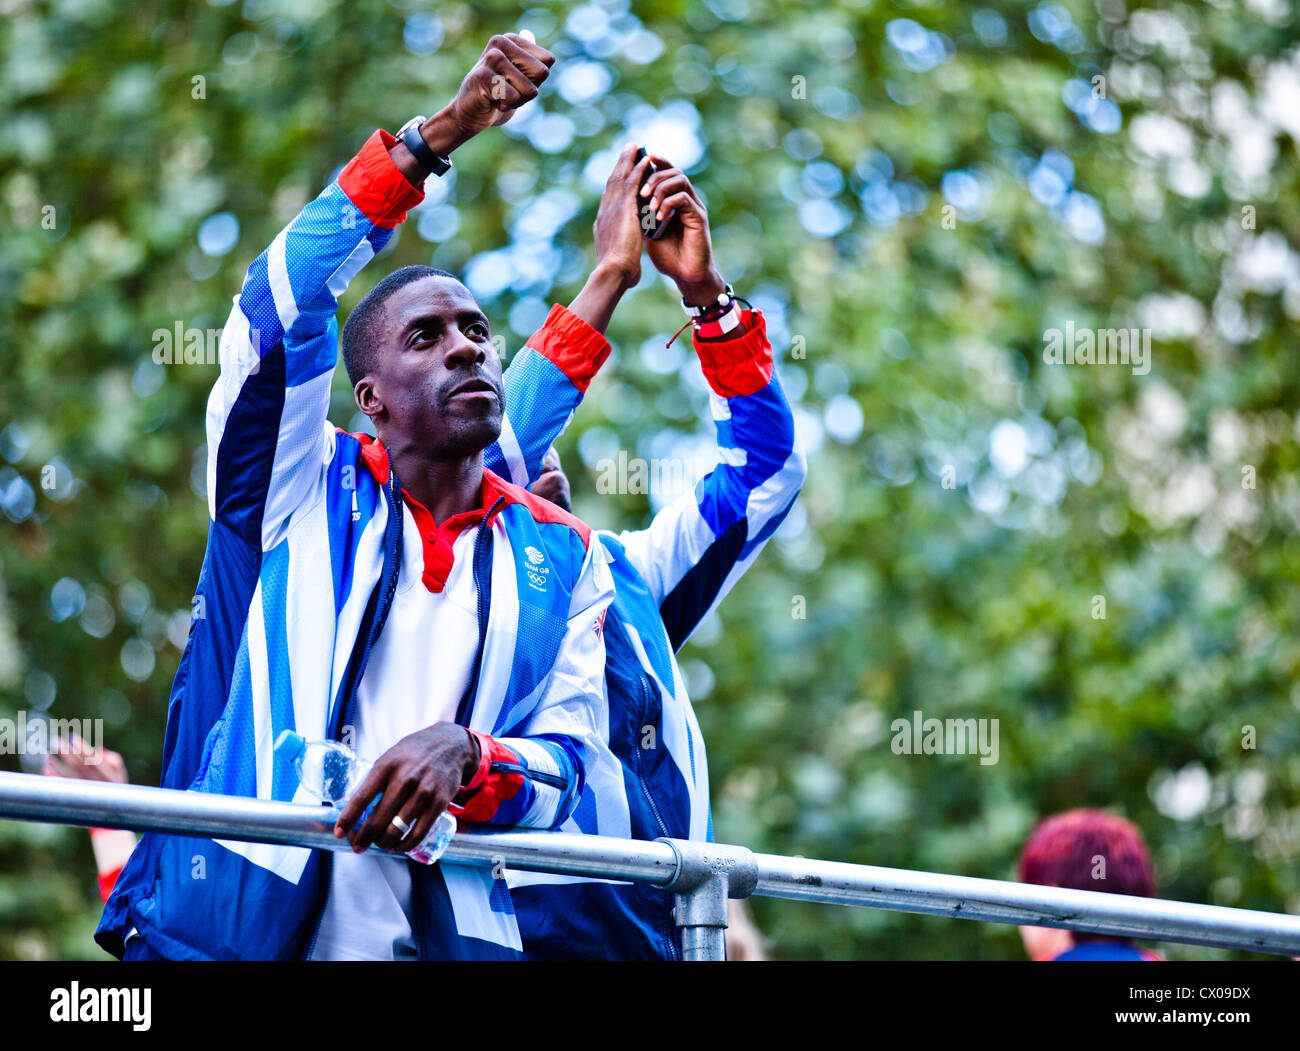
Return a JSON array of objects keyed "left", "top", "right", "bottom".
[{"left": 400, "top": 118, "right": 452, "bottom": 178}]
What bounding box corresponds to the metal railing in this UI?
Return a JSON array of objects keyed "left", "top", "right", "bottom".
[{"left": 3, "top": 770, "right": 1299, "bottom": 960}]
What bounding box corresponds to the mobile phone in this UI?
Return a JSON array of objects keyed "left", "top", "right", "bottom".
[{"left": 635, "top": 146, "right": 674, "bottom": 240}]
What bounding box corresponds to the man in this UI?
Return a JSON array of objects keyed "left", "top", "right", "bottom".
[
  {"left": 1018, "top": 808, "right": 1164, "bottom": 961},
  {"left": 97, "top": 33, "right": 641, "bottom": 961},
  {"left": 481, "top": 150, "right": 805, "bottom": 958}
]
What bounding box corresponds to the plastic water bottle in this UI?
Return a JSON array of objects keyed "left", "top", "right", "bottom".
[{"left": 274, "top": 730, "right": 456, "bottom": 865}]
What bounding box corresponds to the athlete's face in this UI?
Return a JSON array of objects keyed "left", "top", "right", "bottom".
[{"left": 355, "top": 275, "right": 505, "bottom": 460}]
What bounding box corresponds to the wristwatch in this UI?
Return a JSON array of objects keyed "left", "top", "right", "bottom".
[{"left": 397, "top": 115, "right": 452, "bottom": 178}]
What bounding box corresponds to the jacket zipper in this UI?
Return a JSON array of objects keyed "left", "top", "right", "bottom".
[
  {"left": 632, "top": 677, "right": 672, "bottom": 842},
  {"left": 452, "top": 497, "right": 504, "bottom": 727},
  {"left": 304, "top": 470, "right": 405, "bottom": 961},
  {"left": 489, "top": 760, "right": 569, "bottom": 791},
  {"left": 628, "top": 660, "right": 679, "bottom": 960}
]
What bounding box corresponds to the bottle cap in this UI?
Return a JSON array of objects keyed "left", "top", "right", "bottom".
[{"left": 274, "top": 729, "right": 306, "bottom": 762}]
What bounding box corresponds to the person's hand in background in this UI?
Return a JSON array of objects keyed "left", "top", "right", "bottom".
[
  {"left": 42, "top": 731, "right": 128, "bottom": 784},
  {"left": 592, "top": 143, "right": 653, "bottom": 289},
  {"left": 39, "top": 732, "right": 137, "bottom": 903}
]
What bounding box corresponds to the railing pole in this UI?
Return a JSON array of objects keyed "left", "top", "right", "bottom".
[
  {"left": 675, "top": 877, "right": 729, "bottom": 961},
  {"left": 0, "top": 771, "right": 681, "bottom": 883},
  {"left": 5, "top": 773, "right": 1300, "bottom": 956}
]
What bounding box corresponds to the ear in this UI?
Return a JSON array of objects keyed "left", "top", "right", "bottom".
[{"left": 354, "top": 376, "right": 384, "bottom": 421}]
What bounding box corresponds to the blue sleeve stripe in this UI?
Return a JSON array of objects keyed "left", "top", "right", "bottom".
[
  {"left": 279, "top": 186, "right": 372, "bottom": 308},
  {"left": 283, "top": 317, "right": 339, "bottom": 387},
  {"left": 192, "top": 623, "right": 256, "bottom": 797},
  {"left": 260, "top": 541, "right": 297, "bottom": 801},
  {"left": 725, "top": 381, "right": 796, "bottom": 473},
  {"left": 487, "top": 734, "right": 584, "bottom": 828},
  {"left": 236, "top": 253, "right": 281, "bottom": 355},
  {"left": 714, "top": 417, "right": 737, "bottom": 450},
  {"left": 534, "top": 736, "right": 580, "bottom": 809},
  {"left": 500, "top": 349, "right": 581, "bottom": 485},
  {"left": 694, "top": 468, "right": 752, "bottom": 538},
  {"left": 235, "top": 183, "right": 384, "bottom": 358},
  {"left": 488, "top": 780, "right": 537, "bottom": 827},
  {"left": 693, "top": 379, "right": 796, "bottom": 537},
  {"left": 160, "top": 521, "right": 264, "bottom": 790}
]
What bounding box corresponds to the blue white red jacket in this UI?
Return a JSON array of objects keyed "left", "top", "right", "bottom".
[
  {"left": 486, "top": 301, "right": 805, "bottom": 958},
  {"left": 95, "top": 130, "right": 615, "bottom": 961}
]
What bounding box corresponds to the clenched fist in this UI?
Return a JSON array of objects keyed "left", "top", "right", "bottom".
[
  {"left": 439, "top": 32, "right": 555, "bottom": 149},
  {"left": 390, "top": 31, "right": 555, "bottom": 184}
]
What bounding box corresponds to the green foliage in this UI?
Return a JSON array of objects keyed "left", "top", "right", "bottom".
[{"left": 2, "top": 0, "right": 1298, "bottom": 959}]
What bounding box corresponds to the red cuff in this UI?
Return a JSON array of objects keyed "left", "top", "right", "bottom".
[
  {"left": 451, "top": 729, "right": 525, "bottom": 823},
  {"left": 336, "top": 129, "right": 426, "bottom": 228},
  {"left": 693, "top": 308, "right": 774, "bottom": 398},
  {"left": 527, "top": 304, "right": 612, "bottom": 394},
  {"left": 460, "top": 727, "right": 494, "bottom": 792}
]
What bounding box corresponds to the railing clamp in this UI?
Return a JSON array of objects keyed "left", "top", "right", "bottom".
[{"left": 656, "top": 838, "right": 758, "bottom": 961}]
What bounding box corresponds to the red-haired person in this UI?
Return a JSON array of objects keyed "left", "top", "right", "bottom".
[{"left": 1017, "top": 808, "right": 1163, "bottom": 961}]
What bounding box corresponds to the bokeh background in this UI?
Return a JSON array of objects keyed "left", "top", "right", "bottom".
[{"left": 2, "top": 0, "right": 1299, "bottom": 960}]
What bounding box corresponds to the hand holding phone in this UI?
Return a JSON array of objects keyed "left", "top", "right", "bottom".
[{"left": 635, "top": 146, "right": 675, "bottom": 240}]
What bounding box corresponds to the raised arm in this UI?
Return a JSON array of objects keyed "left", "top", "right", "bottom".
[
  {"left": 207, "top": 33, "right": 555, "bottom": 551},
  {"left": 613, "top": 157, "right": 806, "bottom": 649},
  {"left": 484, "top": 144, "right": 647, "bottom": 486},
  {"left": 204, "top": 135, "right": 419, "bottom": 551},
  {"left": 615, "top": 308, "right": 804, "bottom": 650}
]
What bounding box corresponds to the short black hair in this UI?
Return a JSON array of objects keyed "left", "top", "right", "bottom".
[{"left": 340, "top": 265, "right": 460, "bottom": 387}]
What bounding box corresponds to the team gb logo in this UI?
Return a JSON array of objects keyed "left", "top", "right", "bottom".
[{"left": 524, "top": 545, "right": 549, "bottom": 592}]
